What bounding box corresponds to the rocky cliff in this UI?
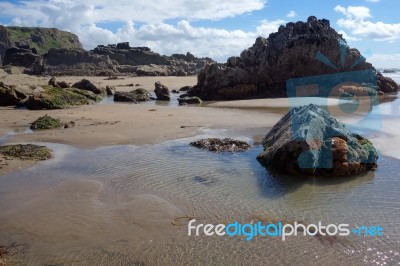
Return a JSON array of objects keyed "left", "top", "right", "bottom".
[
  {"left": 189, "top": 16, "right": 399, "bottom": 100},
  {"left": 0, "top": 25, "right": 83, "bottom": 63}
]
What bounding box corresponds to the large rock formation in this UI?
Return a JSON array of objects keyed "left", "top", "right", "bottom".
[
  {"left": 0, "top": 25, "right": 82, "bottom": 63},
  {"left": 257, "top": 104, "right": 379, "bottom": 176},
  {"left": 189, "top": 16, "right": 399, "bottom": 100}
]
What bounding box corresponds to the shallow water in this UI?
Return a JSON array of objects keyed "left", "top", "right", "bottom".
[
  {"left": 1, "top": 87, "right": 400, "bottom": 265},
  {"left": 0, "top": 126, "right": 400, "bottom": 265}
]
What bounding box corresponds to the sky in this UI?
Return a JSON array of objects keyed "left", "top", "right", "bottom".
[{"left": 0, "top": 0, "right": 399, "bottom": 68}]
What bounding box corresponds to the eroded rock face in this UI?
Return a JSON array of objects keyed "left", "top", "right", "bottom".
[
  {"left": 257, "top": 104, "right": 378, "bottom": 176},
  {"left": 154, "top": 81, "right": 170, "bottom": 101},
  {"left": 189, "top": 16, "right": 398, "bottom": 100}
]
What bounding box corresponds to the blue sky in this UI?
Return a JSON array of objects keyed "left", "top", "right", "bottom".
[{"left": 0, "top": 0, "right": 399, "bottom": 67}]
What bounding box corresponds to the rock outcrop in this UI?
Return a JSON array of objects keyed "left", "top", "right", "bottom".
[
  {"left": 257, "top": 104, "right": 378, "bottom": 176},
  {"left": 72, "top": 79, "right": 104, "bottom": 94},
  {"left": 30, "top": 115, "right": 62, "bottom": 130},
  {"left": 189, "top": 16, "right": 398, "bottom": 100},
  {"left": 154, "top": 82, "right": 170, "bottom": 101}
]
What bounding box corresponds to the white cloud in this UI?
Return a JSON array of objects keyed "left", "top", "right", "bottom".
[
  {"left": 0, "top": 0, "right": 276, "bottom": 62},
  {"left": 335, "top": 5, "right": 400, "bottom": 41},
  {"left": 338, "top": 30, "right": 361, "bottom": 42},
  {"left": 286, "top": 10, "right": 297, "bottom": 18},
  {"left": 0, "top": 0, "right": 267, "bottom": 25}
]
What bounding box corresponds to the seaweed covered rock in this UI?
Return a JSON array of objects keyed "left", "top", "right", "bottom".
[
  {"left": 26, "top": 86, "right": 100, "bottom": 110},
  {"left": 190, "top": 138, "right": 251, "bottom": 152},
  {"left": 30, "top": 115, "right": 62, "bottom": 130},
  {"left": 0, "top": 144, "right": 52, "bottom": 160},
  {"left": 257, "top": 104, "right": 378, "bottom": 176}
]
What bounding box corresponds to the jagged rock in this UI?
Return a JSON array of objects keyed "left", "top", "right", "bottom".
[
  {"left": 154, "top": 81, "right": 170, "bottom": 101},
  {"left": 106, "top": 85, "right": 116, "bottom": 96},
  {"left": 190, "top": 138, "right": 251, "bottom": 152},
  {"left": 171, "top": 89, "right": 179, "bottom": 94},
  {"left": 257, "top": 104, "right": 378, "bottom": 176},
  {"left": 113, "top": 89, "right": 150, "bottom": 103},
  {"left": 2, "top": 47, "right": 42, "bottom": 74},
  {"left": 189, "top": 16, "right": 398, "bottom": 100},
  {"left": 178, "top": 96, "right": 202, "bottom": 105},
  {"left": 72, "top": 79, "right": 104, "bottom": 94},
  {"left": 377, "top": 72, "right": 399, "bottom": 93}
]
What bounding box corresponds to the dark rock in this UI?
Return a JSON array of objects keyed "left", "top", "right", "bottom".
[
  {"left": 178, "top": 96, "right": 202, "bottom": 105},
  {"left": 64, "top": 121, "right": 76, "bottom": 128},
  {"left": 179, "top": 86, "right": 192, "bottom": 92},
  {"left": 189, "top": 16, "right": 396, "bottom": 100},
  {"left": 154, "top": 81, "right": 170, "bottom": 101},
  {"left": 72, "top": 79, "right": 104, "bottom": 94},
  {"left": 48, "top": 77, "right": 70, "bottom": 88},
  {"left": 117, "top": 42, "right": 131, "bottom": 49},
  {"left": 257, "top": 104, "right": 378, "bottom": 176},
  {"left": 3, "top": 47, "right": 41, "bottom": 70},
  {"left": 171, "top": 89, "right": 179, "bottom": 94},
  {"left": 106, "top": 85, "right": 116, "bottom": 96},
  {"left": 0, "top": 83, "right": 20, "bottom": 106},
  {"left": 190, "top": 138, "right": 251, "bottom": 152}
]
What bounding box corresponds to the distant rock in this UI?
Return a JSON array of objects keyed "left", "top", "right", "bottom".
[
  {"left": 106, "top": 85, "right": 116, "bottom": 96},
  {"left": 0, "top": 25, "right": 83, "bottom": 63},
  {"left": 154, "top": 81, "right": 170, "bottom": 101},
  {"left": 178, "top": 96, "right": 202, "bottom": 105},
  {"left": 257, "top": 104, "right": 379, "bottom": 176},
  {"left": 72, "top": 79, "right": 104, "bottom": 94},
  {"left": 48, "top": 77, "right": 70, "bottom": 88},
  {"left": 189, "top": 16, "right": 398, "bottom": 100},
  {"left": 190, "top": 138, "right": 251, "bottom": 152}
]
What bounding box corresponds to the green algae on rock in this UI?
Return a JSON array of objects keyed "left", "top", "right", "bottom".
[
  {"left": 0, "top": 144, "right": 52, "bottom": 160},
  {"left": 30, "top": 115, "right": 63, "bottom": 130},
  {"left": 257, "top": 104, "right": 378, "bottom": 176}
]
